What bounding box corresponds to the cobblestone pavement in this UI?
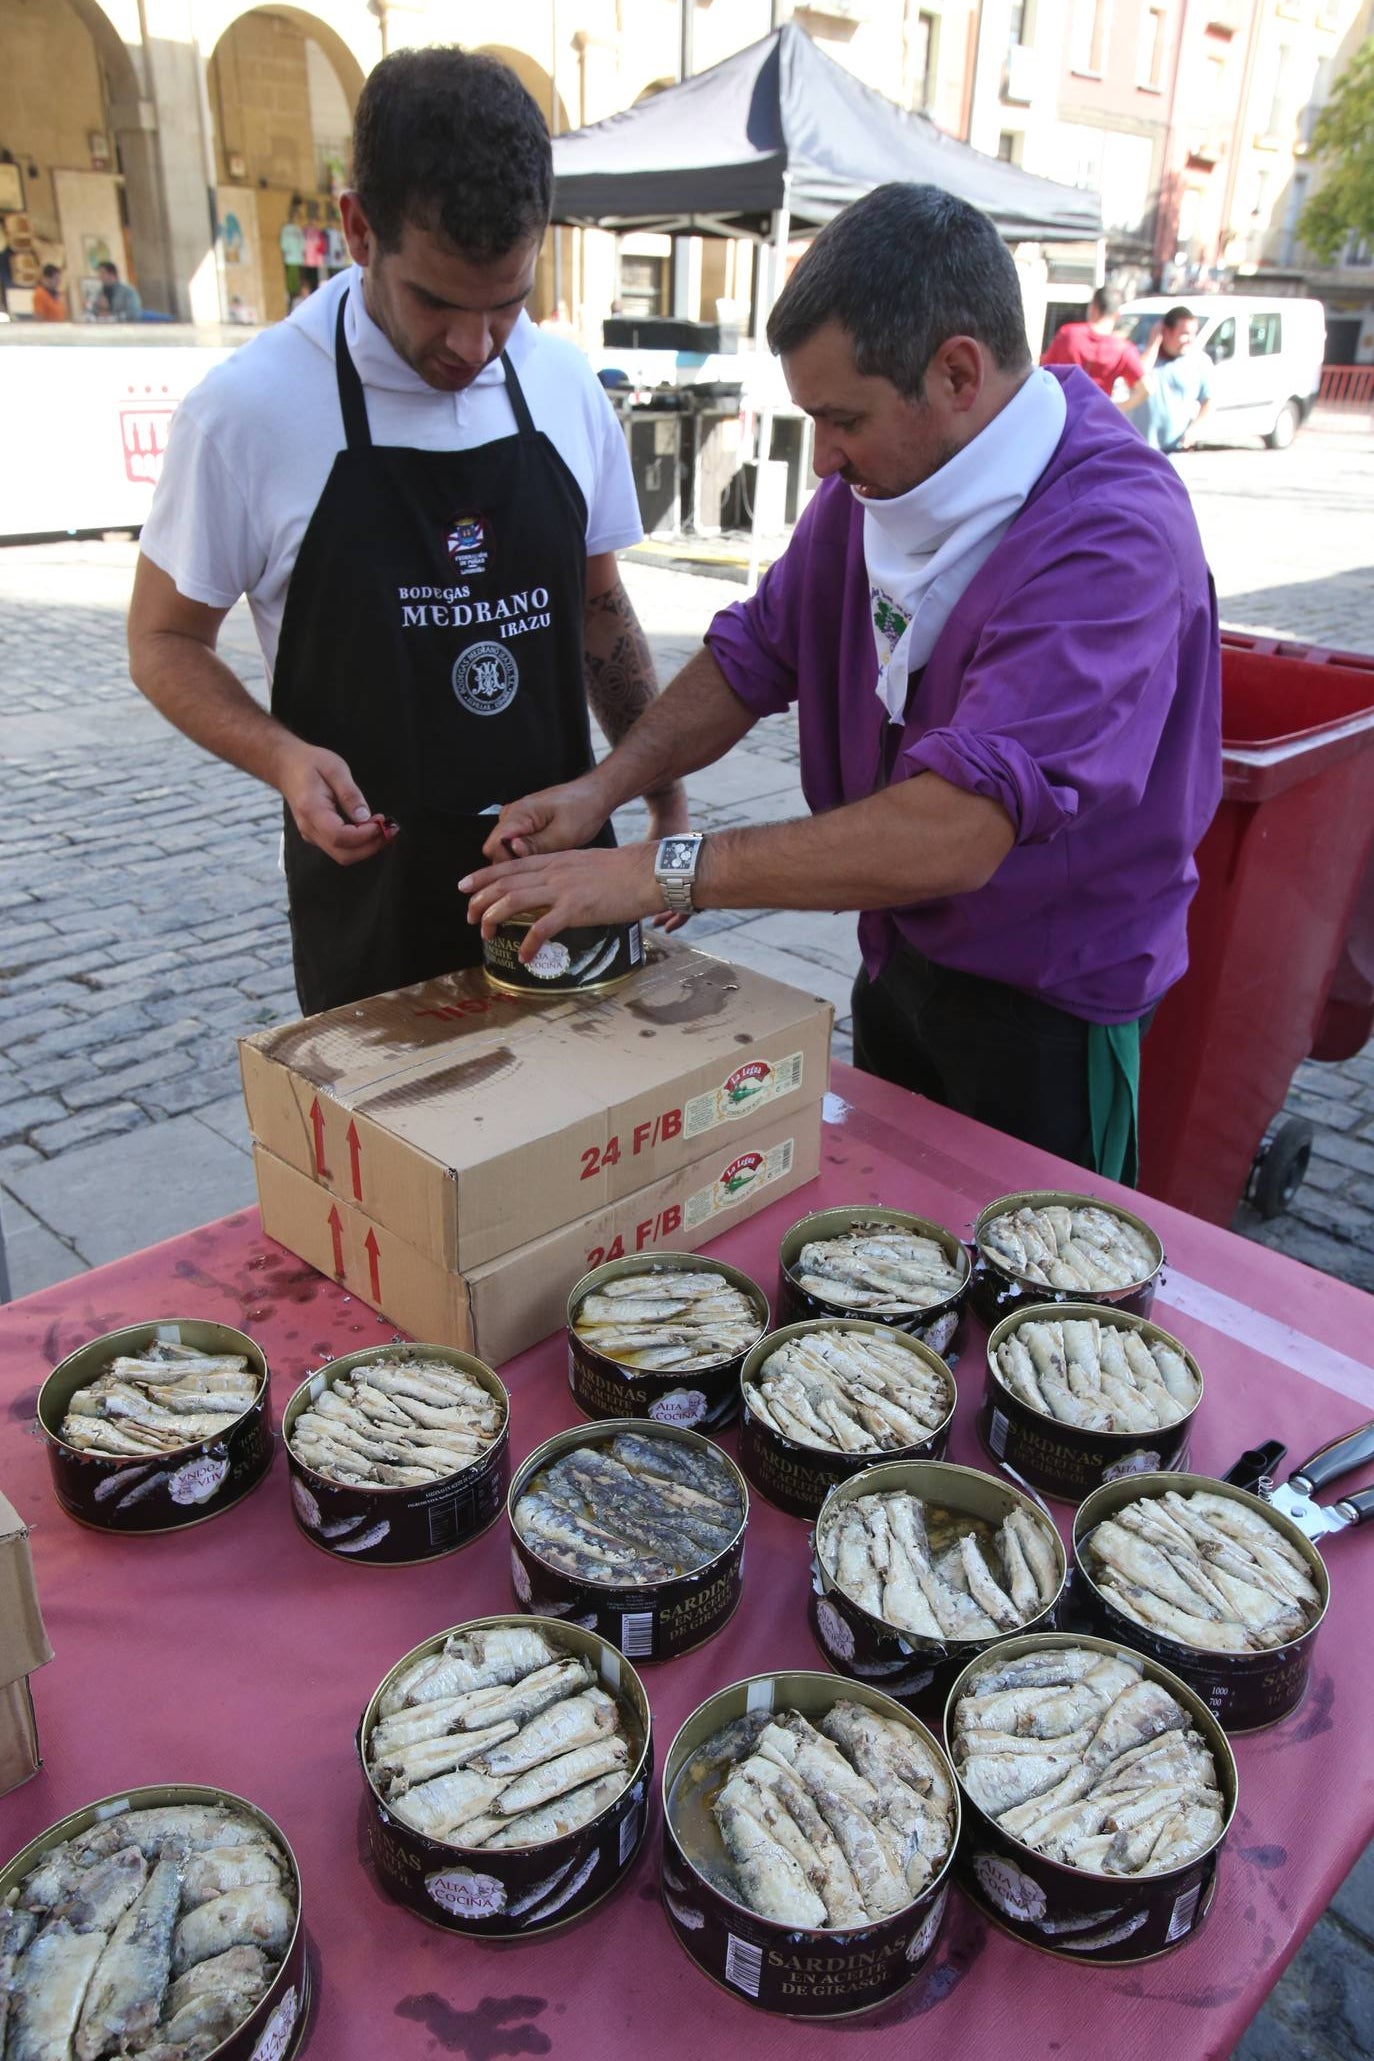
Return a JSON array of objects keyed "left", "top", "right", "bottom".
[{"left": 0, "top": 415, "right": 1371, "bottom": 2052}]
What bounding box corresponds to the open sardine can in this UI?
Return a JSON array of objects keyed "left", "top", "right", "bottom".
[
  {"left": 36, "top": 1318, "right": 273, "bottom": 1535},
  {"left": 776, "top": 1205, "right": 971, "bottom": 1363},
  {"left": 0, "top": 1782, "right": 308, "bottom": 2061},
  {"left": 981, "top": 1302, "right": 1203, "bottom": 1505},
  {"left": 281, "top": 1343, "right": 510, "bottom": 1565},
  {"left": 482, "top": 913, "right": 644, "bottom": 995},
  {"left": 661, "top": 1670, "right": 960, "bottom": 2017},
  {"left": 508, "top": 1420, "right": 749, "bottom": 1662},
  {"left": 1072, "top": 1472, "right": 1330, "bottom": 1732},
  {"left": 737, "top": 1319, "right": 956, "bottom": 1520},
  {"left": 943, "top": 1631, "right": 1238, "bottom": 1963},
  {"left": 567, "top": 1251, "right": 770, "bottom": 1432},
  {"left": 359, "top": 1615, "right": 653, "bottom": 1938},
  {"left": 809, "top": 1460, "right": 1066, "bottom": 1716},
  {"left": 970, "top": 1190, "right": 1165, "bottom": 1329}
]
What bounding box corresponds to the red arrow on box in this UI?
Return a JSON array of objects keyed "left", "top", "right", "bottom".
[
  {"left": 309, "top": 1098, "right": 327, "bottom": 1177},
  {"left": 327, "top": 1203, "right": 344, "bottom": 1278},
  {"left": 346, "top": 1121, "right": 363, "bottom": 1201},
  {"left": 364, "top": 1227, "right": 381, "bottom": 1302}
]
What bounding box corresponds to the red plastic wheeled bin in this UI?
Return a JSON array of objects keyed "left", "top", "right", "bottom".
[{"left": 1137, "top": 636, "right": 1374, "bottom": 1225}]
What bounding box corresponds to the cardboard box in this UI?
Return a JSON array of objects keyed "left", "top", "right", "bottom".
[
  {"left": 254, "top": 1096, "right": 824, "bottom": 1367},
  {"left": 0, "top": 1492, "right": 54, "bottom": 1795},
  {"left": 240, "top": 942, "right": 832, "bottom": 1271}
]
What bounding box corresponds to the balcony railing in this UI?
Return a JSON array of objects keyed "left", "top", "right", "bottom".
[{"left": 1318, "top": 366, "right": 1374, "bottom": 409}]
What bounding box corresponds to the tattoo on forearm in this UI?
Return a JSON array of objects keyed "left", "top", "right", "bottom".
[{"left": 583, "top": 582, "right": 658, "bottom": 746}]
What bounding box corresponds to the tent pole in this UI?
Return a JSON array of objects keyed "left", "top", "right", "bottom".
[{"left": 746, "top": 190, "right": 791, "bottom": 595}]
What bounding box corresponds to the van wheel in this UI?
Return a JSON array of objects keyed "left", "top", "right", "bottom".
[{"left": 1266, "top": 401, "right": 1300, "bottom": 451}]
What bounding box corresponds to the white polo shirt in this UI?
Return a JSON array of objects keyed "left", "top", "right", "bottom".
[{"left": 140, "top": 267, "right": 643, "bottom": 679}]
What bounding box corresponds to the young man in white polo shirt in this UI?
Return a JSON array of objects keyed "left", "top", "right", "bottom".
[{"left": 129, "top": 46, "right": 684, "bottom": 1012}]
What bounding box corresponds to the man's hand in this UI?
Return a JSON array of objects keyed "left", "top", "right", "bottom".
[
  {"left": 275, "top": 739, "right": 392, "bottom": 865},
  {"left": 481, "top": 771, "right": 613, "bottom": 861},
  {"left": 128, "top": 555, "right": 396, "bottom": 866},
  {"left": 460, "top": 844, "right": 660, "bottom": 958}
]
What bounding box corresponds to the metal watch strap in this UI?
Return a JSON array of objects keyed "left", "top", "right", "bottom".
[{"left": 655, "top": 833, "right": 704, "bottom": 915}]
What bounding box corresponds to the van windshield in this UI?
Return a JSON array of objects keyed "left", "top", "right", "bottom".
[{"left": 1116, "top": 314, "right": 1160, "bottom": 348}]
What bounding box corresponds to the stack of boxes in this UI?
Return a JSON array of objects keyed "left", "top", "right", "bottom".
[
  {"left": 0, "top": 1491, "right": 53, "bottom": 1794},
  {"left": 240, "top": 942, "right": 832, "bottom": 1367}
]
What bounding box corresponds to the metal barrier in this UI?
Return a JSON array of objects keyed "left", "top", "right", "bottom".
[{"left": 1317, "top": 365, "right": 1374, "bottom": 409}]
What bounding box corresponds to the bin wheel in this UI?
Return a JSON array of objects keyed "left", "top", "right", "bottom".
[
  {"left": 1266, "top": 401, "right": 1301, "bottom": 451},
  {"left": 1248, "top": 1118, "right": 1314, "bottom": 1218}
]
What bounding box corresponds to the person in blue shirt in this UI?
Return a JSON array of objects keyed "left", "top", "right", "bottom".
[
  {"left": 1130, "top": 306, "right": 1213, "bottom": 453},
  {"left": 96, "top": 261, "right": 142, "bottom": 322}
]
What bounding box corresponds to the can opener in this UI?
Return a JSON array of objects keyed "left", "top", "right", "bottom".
[{"left": 1224, "top": 1421, "right": 1374, "bottom": 1540}]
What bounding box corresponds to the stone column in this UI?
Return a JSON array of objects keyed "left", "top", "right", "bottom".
[{"left": 135, "top": 0, "right": 220, "bottom": 320}]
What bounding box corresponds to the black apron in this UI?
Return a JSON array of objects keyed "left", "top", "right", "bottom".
[{"left": 272, "top": 297, "right": 600, "bottom": 1014}]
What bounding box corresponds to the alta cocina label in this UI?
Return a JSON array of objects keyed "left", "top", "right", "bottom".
[
  {"left": 576, "top": 1051, "right": 809, "bottom": 1187},
  {"left": 580, "top": 1139, "right": 799, "bottom": 1271}
]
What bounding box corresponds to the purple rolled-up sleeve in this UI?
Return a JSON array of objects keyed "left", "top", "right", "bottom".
[
  {"left": 898, "top": 506, "right": 1193, "bottom": 848},
  {"left": 903, "top": 729, "right": 1079, "bottom": 844}
]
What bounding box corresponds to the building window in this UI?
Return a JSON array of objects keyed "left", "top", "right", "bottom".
[
  {"left": 997, "top": 131, "right": 1020, "bottom": 161},
  {"left": 1137, "top": 5, "right": 1169, "bottom": 88},
  {"left": 1072, "top": 0, "right": 1111, "bottom": 74},
  {"left": 1203, "top": 49, "right": 1227, "bottom": 124},
  {"left": 618, "top": 253, "right": 669, "bottom": 318},
  {"left": 1266, "top": 44, "right": 1292, "bottom": 136},
  {"left": 1248, "top": 311, "right": 1282, "bottom": 355},
  {"left": 1281, "top": 170, "right": 1308, "bottom": 263},
  {"left": 911, "top": 11, "right": 937, "bottom": 108},
  {"left": 1206, "top": 316, "right": 1236, "bottom": 362}
]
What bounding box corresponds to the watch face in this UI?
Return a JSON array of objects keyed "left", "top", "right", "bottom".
[{"left": 661, "top": 838, "right": 698, "bottom": 871}]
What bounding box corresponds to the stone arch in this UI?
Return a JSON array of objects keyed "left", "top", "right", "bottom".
[
  {"left": 205, "top": 4, "right": 370, "bottom": 321},
  {"left": 197, "top": 0, "right": 371, "bottom": 96},
  {"left": 473, "top": 42, "right": 570, "bottom": 323},
  {"left": 48, "top": 0, "right": 142, "bottom": 100},
  {"left": 0, "top": 0, "right": 164, "bottom": 310},
  {"left": 472, "top": 42, "right": 570, "bottom": 138}
]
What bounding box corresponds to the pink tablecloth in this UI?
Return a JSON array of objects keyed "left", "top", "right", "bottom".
[{"left": 2, "top": 1065, "right": 1372, "bottom": 2060}]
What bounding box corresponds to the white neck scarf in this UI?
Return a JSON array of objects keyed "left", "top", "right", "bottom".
[{"left": 860, "top": 367, "right": 1067, "bottom": 720}]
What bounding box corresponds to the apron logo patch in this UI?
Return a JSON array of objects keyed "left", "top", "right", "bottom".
[
  {"left": 446, "top": 513, "right": 490, "bottom": 575},
  {"left": 453, "top": 640, "right": 520, "bottom": 716}
]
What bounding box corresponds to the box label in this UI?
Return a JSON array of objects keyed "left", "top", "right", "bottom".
[
  {"left": 685, "top": 1140, "right": 795, "bottom": 1230},
  {"left": 683, "top": 1052, "right": 804, "bottom": 1138}
]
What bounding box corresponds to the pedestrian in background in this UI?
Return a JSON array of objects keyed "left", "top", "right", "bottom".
[
  {"left": 96, "top": 261, "right": 142, "bottom": 322},
  {"left": 1129, "top": 306, "right": 1214, "bottom": 453},
  {"left": 1042, "top": 285, "right": 1149, "bottom": 409},
  {"left": 32, "top": 263, "right": 68, "bottom": 322}
]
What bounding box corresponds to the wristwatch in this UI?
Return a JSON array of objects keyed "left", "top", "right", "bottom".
[{"left": 654, "top": 833, "right": 705, "bottom": 915}]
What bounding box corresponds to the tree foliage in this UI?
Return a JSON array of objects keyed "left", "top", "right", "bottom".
[{"left": 1299, "top": 41, "right": 1374, "bottom": 263}]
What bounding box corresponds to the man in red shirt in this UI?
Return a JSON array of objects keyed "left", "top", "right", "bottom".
[{"left": 1043, "top": 286, "right": 1150, "bottom": 407}]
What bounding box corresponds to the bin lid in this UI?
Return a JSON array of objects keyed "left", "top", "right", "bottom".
[{"left": 1221, "top": 649, "right": 1374, "bottom": 804}]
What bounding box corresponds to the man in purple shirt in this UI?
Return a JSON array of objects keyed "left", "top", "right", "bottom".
[{"left": 462, "top": 186, "right": 1221, "bottom": 1176}]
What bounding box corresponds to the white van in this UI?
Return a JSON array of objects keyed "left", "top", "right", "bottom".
[{"left": 1115, "top": 295, "right": 1326, "bottom": 450}]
